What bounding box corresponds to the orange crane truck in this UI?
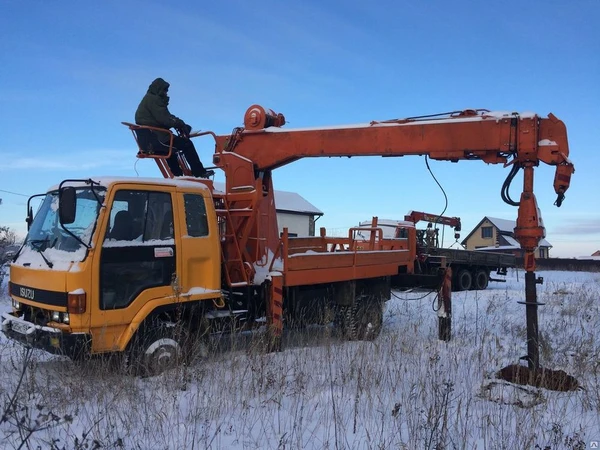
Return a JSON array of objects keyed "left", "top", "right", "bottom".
[{"left": 2, "top": 106, "right": 573, "bottom": 374}]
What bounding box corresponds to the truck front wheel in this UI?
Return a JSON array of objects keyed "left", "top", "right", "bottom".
[
  {"left": 130, "top": 318, "right": 207, "bottom": 377},
  {"left": 133, "top": 323, "right": 185, "bottom": 377},
  {"left": 142, "top": 334, "right": 182, "bottom": 377}
]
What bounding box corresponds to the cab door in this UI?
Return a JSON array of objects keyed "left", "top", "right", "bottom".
[
  {"left": 90, "top": 186, "right": 177, "bottom": 352},
  {"left": 175, "top": 190, "right": 220, "bottom": 295}
]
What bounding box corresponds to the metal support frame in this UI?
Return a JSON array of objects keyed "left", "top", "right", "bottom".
[{"left": 438, "top": 267, "right": 452, "bottom": 342}]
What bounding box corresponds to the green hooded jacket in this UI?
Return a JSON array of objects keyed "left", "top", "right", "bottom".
[{"left": 135, "top": 78, "right": 185, "bottom": 142}]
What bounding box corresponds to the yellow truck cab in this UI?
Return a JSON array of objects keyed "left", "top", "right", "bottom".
[{"left": 2, "top": 177, "right": 221, "bottom": 369}]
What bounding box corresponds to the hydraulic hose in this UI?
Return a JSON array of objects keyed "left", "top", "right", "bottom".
[{"left": 501, "top": 162, "right": 521, "bottom": 207}]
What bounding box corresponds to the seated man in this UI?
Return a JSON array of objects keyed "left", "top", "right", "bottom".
[{"left": 135, "top": 77, "right": 213, "bottom": 178}]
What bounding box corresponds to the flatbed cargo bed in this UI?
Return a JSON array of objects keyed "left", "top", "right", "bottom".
[
  {"left": 427, "top": 247, "right": 516, "bottom": 268},
  {"left": 279, "top": 233, "right": 414, "bottom": 287}
]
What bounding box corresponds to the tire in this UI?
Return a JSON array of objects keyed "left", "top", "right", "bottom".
[
  {"left": 131, "top": 319, "right": 196, "bottom": 377},
  {"left": 473, "top": 269, "right": 489, "bottom": 290},
  {"left": 338, "top": 296, "right": 383, "bottom": 341},
  {"left": 136, "top": 325, "right": 183, "bottom": 377},
  {"left": 455, "top": 269, "right": 472, "bottom": 291}
]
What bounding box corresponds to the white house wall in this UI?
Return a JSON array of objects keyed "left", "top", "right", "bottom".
[{"left": 277, "top": 213, "right": 311, "bottom": 237}]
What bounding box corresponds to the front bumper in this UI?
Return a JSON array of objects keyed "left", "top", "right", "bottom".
[{"left": 1, "top": 312, "right": 91, "bottom": 360}]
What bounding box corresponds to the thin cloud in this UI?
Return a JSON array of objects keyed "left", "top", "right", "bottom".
[
  {"left": 3, "top": 149, "right": 136, "bottom": 172},
  {"left": 551, "top": 219, "right": 600, "bottom": 235}
]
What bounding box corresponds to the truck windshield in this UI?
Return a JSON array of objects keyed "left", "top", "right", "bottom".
[{"left": 24, "top": 187, "right": 106, "bottom": 260}]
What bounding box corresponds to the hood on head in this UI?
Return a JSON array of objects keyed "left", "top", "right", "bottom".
[{"left": 148, "top": 78, "right": 170, "bottom": 95}]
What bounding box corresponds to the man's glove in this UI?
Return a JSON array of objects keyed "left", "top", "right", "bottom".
[{"left": 174, "top": 119, "right": 192, "bottom": 138}]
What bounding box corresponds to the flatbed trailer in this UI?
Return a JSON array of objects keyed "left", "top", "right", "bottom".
[
  {"left": 424, "top": 247, "right": 516, "bottom": 291},
  {"left": 359, "top": 219, "right": 515, "bottom": 291}
]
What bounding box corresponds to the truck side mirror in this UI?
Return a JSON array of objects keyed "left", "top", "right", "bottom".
[
  {"left": 26, "top": 206, "right": 33, "bottom": 231},
  {"left": 59, "top": 187, "right": 77, "bottom": 225}
]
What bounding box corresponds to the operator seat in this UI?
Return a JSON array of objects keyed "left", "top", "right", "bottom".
[
  {"left": 133, "top": 128, "right": 169, "bottom": 155},
  {"left": 110, "top": 210, "right": 134, "bottom": 241},
  {"left": 121, "top": 122, "right": 193, "bottom": 178}
]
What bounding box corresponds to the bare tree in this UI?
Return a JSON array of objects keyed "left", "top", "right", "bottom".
[{"left": 0, "top": 225, "right": 18, "bottom": 284}]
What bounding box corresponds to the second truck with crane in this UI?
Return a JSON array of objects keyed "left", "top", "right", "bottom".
[{"left": 360, "top": 210, "right": 516, "bottom": 291}]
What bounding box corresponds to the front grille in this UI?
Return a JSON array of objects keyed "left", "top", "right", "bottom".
[{"left": 20, "top": 305, "right": 52, "bottom": 326}]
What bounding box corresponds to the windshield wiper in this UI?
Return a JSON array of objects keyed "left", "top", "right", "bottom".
[
  {"left": 29, "top": 238, "right": 52, "bottom": 249},
  {"left": 29, "top": 238, "right": 54, "bottom": 268}
]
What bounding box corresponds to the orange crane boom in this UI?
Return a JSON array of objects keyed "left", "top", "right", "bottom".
[
  {"left": 212, "top": 106, "right": 573, "bottom": 272},
  {"left": 404, "top": 211, "right": 461, "bottom": 231},
  {"left": 210, "top": 105, "right": 574, "bottom": 370},
  {"left": 403, "top": 211, "right": 462, "bottom": 247}
]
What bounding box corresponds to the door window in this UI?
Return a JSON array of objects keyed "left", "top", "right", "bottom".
[
  {"left": 100, "top": 190, "right": 176, "bottom": 310},
  {"left": 183, "top": 194, "right": 209, "bottom": 237}
]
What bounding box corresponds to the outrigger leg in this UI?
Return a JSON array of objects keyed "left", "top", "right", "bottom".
[{"left": 266, "top": 274, "right": 284, "bottom": 352}]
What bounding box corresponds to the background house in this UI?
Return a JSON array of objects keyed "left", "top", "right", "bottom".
[
  {"left": 214, "top": 183, "right": 323, "bottom": 237},
  {"left": 461, "top": 216, "right": 552, "bottom": 258},
  {"left": 274, "top": 189, "right": 323, "bottom": 237}
]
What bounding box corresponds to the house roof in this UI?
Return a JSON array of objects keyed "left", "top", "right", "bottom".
[
  {"left": 461, "top": 216, "right": 552, "bottom": 247},
  {"left": 213, "top": 182, "right": 323, "bottom": 215},
  {"left": 273, "top": 189, "right": 324, "bottom": 215},
  {"left": 486, "top": 217, "right": 516, "bottom": 233},
  {"left": 501, "top": 235, "right": 521, "bottom": 247}
]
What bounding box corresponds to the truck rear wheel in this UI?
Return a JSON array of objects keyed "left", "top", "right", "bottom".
[
  {"left": 338, "top": 296, "right": 383, "bottom": 341},
  {"left": 473, "top": 269, "right": 489, "bottom": 290},
  {"left": 455, "top": 269, "right": 472, "bottom": 291}
]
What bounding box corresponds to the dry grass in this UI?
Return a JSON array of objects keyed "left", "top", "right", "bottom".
[{"left": 0, "top": 271, "right": 599, "bottom": 449}]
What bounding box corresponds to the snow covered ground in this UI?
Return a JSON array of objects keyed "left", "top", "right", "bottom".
[{"left": 1, "top": 269, "right": 599, "bottom": 449}]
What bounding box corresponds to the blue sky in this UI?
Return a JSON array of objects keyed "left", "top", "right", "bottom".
[{"left": 0, "top": 0, "right": 598, "bottom": 257}]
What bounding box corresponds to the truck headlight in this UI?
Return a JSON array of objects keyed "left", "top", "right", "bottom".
[
  {"left": 51, "top": 311, "right": 60, "bottom": 322},
  {"left": 12, "top": 299, "right": 21, "bottom": 310},
  {"left": 62, "top": 313, "right": 70, "bottom": 324}
]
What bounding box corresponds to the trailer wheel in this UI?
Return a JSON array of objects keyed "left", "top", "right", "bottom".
[
  {"left": 473, "top": 270, "right": 489, "bottom": 290},
  {"left": 338, "top": 296, "right": 383, "bottom": 341},
  {"left": 455, "top": 269, "right": 472, "bottom": 291}
]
